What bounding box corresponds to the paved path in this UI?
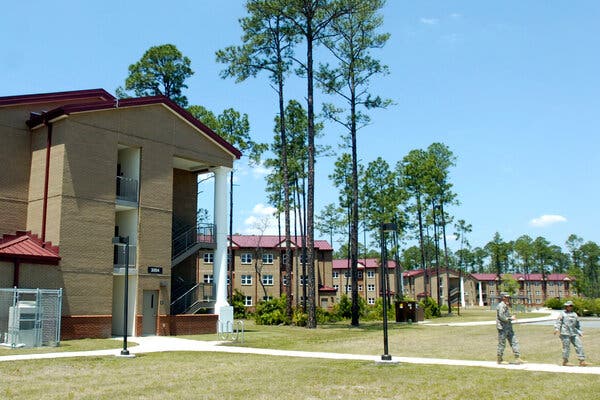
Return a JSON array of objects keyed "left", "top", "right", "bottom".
[
  {"left": 1, "top": 309, "right": 598, "bottom": 375},
  {"left": 1, "top": 334, "right": 599, "bottom": 375}
]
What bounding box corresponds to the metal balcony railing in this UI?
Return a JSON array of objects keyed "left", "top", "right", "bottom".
[
  {"left": 170, "top": 283, "right": 214, "bottom": 314},
  {"left": 171, "top": 223, "right": 216, "bottom": 261},
  {"left": 113, "top": 243, "right": 136, "bottom": 269},
  {"left": 116, "top": 176, "right": 138, "bottom": 203}
]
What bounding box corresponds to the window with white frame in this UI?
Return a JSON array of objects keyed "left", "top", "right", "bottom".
[
  {"left": 300, "top": 275, "right": 307, "bottom": 285},
  {"left": 262, "top": 274, "right": 274, "bottom": 286},
  {"left": 262, "top": 295, "right": 273, "bottom": 302},
  {"left": 282, "top": 275, "right": 288, "bottom": 286},
  {"left": 262, "top": 253, "right": 274, "bottom": 264},
  {"left": 368, "top": 284, "right": 375, "bottom": 292},
  {"left": 241, "top": 275, "right": 253, "bottom": 285},
  {"left": 203, "top": 252, "right": 214, "bottom": 263},
  {"left": 345, "top": 285, "right": 352, "bottom": 293},
  {"left": 535, "top": 290, "right": 541, "bottom": 295},
  {"left": 244, "top": 296, "right": 253, "bottom": 306},
  {"left": 241, "top": 253, "right": 252, "bottom": 264},
  {"left": 203, "top": 274, "right": 213, "bottom": 284},
  {"left": 367, "top": 270, "right": 375, "bottom": 278},
  {"left": 358, "top": 284, "right": 363, "bottom": 291},
  {"left": 368, "top": 297, "right": 375, "bottom": 305},
  {"left": 333, "top": 271, "right": 339, "bottom": 278},
  {"left": 333, "top": 284, "right": 339, "bottom": 291}
]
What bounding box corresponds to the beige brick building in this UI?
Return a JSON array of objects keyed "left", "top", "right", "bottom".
[
  {"left": 196, "top": 235, "right": 336, "bottom": 311},
  {"left": 0, "top": 89, "right": 240, "bottom": 339}
]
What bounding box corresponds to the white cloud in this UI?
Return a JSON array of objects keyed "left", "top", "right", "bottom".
[
  {"left": 252, "top": 203, "right": 277, "bottom": 216},
  {"left": 529, "top": 214, "right": 567, "bottom": 227},
  {"left": 450, "top": 13, "right": 461, "bottom": 18},
  {"left": 420, "top": 18, "right": 438, "bottom": 25}
]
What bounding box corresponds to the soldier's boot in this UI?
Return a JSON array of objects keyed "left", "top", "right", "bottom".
[
  {"left": 562, "top": 359, "right": 574, "bottom": 366},
  {"left": 579, "top": 360, "right": 589, "bottom": 367},
  {"left": 514, "top": 357, "right": 525, "bottom": 365},
  {"left": 497, "top": 356, "right": 507, "bottom": 365}
]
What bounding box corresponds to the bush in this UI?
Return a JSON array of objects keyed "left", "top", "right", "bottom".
[
  {"left": 254, "top": 295, "right": 289, "bottom": 325},
  {"left": 231, "top": 289, "right": 247, "bottom": 319},
  {"left": 419, "top": 296, "right": 441, "bottom": 319},
  {"left": 292, "top": 308, "right": 308, "bottom": 327},
  {"left": 544, "top": 297, "right": 564, "bottom": 310}
]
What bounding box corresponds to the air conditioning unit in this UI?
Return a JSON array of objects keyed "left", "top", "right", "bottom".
[{"left": 6, "top": 301, "right": 38, "bottom": 347}]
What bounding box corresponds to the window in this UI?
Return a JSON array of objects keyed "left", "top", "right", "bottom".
[
  {"left": 358, "top": 284, "right": 363, "bottom": 291},
  {"left": 368, "top": 284, "right": 375, "bottom": 292},
  {"left": 241, "top": 253, "right": 252, "bottom": 264},
  {"left": 368, "top": 297, "right": 375, "bottom": 305},
  {"left": 262, "top": 274, "right": 274, "bottom": 286},
  {"left": 203, "top": 252, "right": 214, "bottom": 263},
  {"left": 244, "top": 296, "right": 253, "bottom": 307},
  {"left": 535, "top": 290, "right": 541, "bottom": 295},
  {"left": 300, "top": 275, "right": 307, "bottom": 285},
  {"left": 345, "top": 285, "right": 352, "bottom": 293},
  {"left": 203, "top": 274, "right": 213, "bottom": 284},
  {"left": 282, "top": 275, "right": 288, "bottom": 286},
  {"left": 262, "top": 253, "right": 274, "bottom": 264},
  {"left": 333, "top": 284, "right": 339, "bottom": 291},
  {"left": 367, "top": 270, "right": 375, "bottom": 278},
  {"left": 262, "top": 296, "right": 273, "bottom": 302},
  {"left": 333, "top": 271, "right": 339, "bottom": 278},
  {"left": 241, "top": 275, "right": 252, "bottom": 285},
  {"left": 344, "top": 270, "right": 351, "bottom": 278},
  {"left": 358, "top": 271, "right": 363, "bottom": 279}
]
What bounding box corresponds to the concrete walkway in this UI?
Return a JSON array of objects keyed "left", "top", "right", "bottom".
[
  {"left": 1, "top": 309, "right": 597, "bottom": 375},
  {"left": 1, "top": 334, "right": 598, "bottom": 375}
]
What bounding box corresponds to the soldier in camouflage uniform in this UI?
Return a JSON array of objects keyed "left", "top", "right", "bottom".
[
  {"left": 496, "top": 293, "right": 524, "bottom": 364},
  {"left": 554, "top": 300, "right": 588, "bottom": 366}
]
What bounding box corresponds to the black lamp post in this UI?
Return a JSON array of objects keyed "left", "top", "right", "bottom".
[
  {"left": 380, "top": 222, "right": 396, "bottom": 361},
  {"left": 114, "top": 235, "right": 130, "bottom": 356}
]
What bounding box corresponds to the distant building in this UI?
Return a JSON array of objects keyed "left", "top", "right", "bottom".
[
  {"left": 196, "top": 235, "right": 336, "bottom": 311},
  {"left": 471, "top": 273, "right": 576, "bottom": 306}
]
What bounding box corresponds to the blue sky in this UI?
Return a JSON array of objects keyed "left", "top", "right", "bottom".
[{"left": 2, "top": 1, "right": 599, "bottom": 252}]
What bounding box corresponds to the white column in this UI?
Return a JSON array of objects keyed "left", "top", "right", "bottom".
[
  {"left": 212, "top": 166, "right": 233, "bottom": 332},
  {"left": 478, "top": 281, "right": 484, "bottom": 306}
]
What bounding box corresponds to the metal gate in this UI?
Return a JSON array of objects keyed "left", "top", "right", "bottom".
[{"left": 0, "top": 288, "right": 62, "bottom": 348}]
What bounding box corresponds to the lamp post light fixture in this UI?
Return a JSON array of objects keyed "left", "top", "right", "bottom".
[
  {"left": 113, "top": 235, "right": 131, "bottom": 356},
  {"left": 380, "top": 222, "right": 397, "bottom": 361}
]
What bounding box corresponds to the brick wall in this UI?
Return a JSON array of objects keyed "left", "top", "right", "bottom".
[
  {"left": 166, "top": 314, "right": 218, "bottom": 336},
  {"left": 61, "top": 315, "right": 112, "bottom": 340}
]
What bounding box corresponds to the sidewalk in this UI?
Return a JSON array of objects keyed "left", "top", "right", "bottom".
[{"left": 1, "top": 334, "right": 599, "bottom": 375}]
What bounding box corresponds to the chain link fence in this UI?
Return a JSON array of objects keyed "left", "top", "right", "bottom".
[{"left": 0, "top": 288, "right": 62, "bottom": 348}]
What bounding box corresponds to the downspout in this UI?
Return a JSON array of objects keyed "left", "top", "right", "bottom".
[
  {"left": 41, "top": 121, "right": 53, "bottom": 243},
  {"left": 13, "top": 259, "right": 20, "bottom": 287}
]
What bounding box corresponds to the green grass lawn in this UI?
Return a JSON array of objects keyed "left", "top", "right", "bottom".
[{"left": 1, "top": 309, "right": 598, "bottom": 399}]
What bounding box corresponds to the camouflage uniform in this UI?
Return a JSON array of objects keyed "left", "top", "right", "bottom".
[
  {"left": 496, "top": 299, "right": 520, "bottom": 361},
  {"left": 555, "top": 308, "right": 585, "bottom": 363}
]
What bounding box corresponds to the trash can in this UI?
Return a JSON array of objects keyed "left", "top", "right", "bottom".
[{"left": 395, "top": 301, "right": 422, "bottom": 323}]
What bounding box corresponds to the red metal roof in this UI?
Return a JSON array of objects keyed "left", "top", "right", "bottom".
[
  {"left": 229, "top": 235, "right": 333, "bottom": 251},
  {"left": 471, "top": 272, "right": 572, "bottom": 282},
  {"left": 332, "top": 258, "right": 397, "bottom": 270},
  {"left": 0, "top": 88, "right": 241, "bottom": 159},
  {"left": 0, "top": 231, "right": 60, "bottom": 264}
]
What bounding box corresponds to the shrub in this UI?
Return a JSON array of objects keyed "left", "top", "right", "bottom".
[
  {"left": 544, "top": 297, "right": 564, "bottom": 310},
  {"left": 254, "top": 295, "right": 289, "bottom": 325},
  {"left": 292, "top": 308, "right": 308, "bottom": 327},
  {"left": 231, "top": 289, "right": 247, "bottom": 319},
  {"left": 419, "top": 296, "right": 441, "bottom": 319}
]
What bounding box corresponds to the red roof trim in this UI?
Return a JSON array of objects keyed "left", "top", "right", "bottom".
[
  {"left": 25, "top": 94, "right": 242, "bottom": 159},
  {"left": 0, "top": 231, "right": 60, "bottom": 264},
  {"left": 0, "top": 89, "right": 115, "bottom": 107}
]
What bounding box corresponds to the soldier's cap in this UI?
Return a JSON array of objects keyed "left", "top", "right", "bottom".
[
  {"left": 500, "top": 292, "right": 510, "bottom": 298},
  {"left": 564, "top": 301, "right": 574, "bottom": 307}
]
